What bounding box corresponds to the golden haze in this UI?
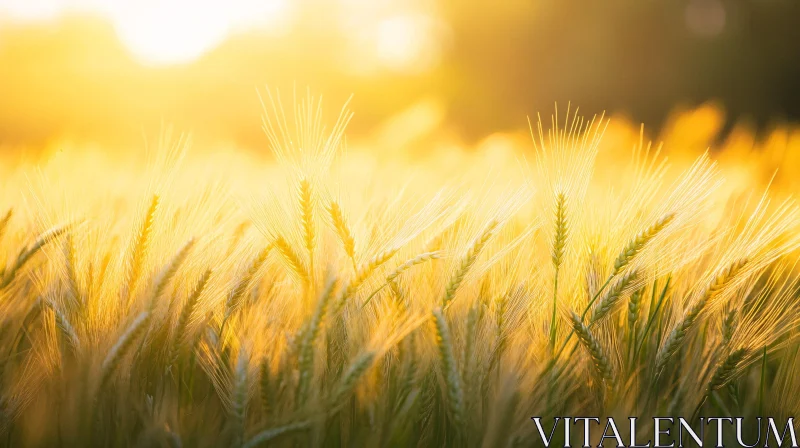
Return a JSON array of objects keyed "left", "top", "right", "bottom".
[
  {"left": 0, "top": 93, "right": 797, "bottom": 445},
  {"left": 0, "top": 1, "right": 799, "bottom": 446}
]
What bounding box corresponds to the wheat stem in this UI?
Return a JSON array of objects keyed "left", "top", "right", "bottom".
[
  {"left": 432, "top": 307, "right": 465, "bottom": 431},
  {"left": 296, "top": 274, "right": 338, "bottom": 404}
]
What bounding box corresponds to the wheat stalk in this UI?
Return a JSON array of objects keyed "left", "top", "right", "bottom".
[
  {"left": 462, "top": 303, "right": 482, "bottom": 406},
  {"left": 231, "top": 346, "right": 249, "bottom": 448},
  {"left": 259, "top": 358, "right": 270, "bottom": 418},
  {"left": 297, "top": 274, "right": 338, "bottom": 404},
  {"left": 432, "top": 307, "right": 465, "bottom": 431}
]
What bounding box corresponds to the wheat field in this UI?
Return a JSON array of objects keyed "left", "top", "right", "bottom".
[{"left": 0, "top": 95, "right": 799, "bottom": 447}]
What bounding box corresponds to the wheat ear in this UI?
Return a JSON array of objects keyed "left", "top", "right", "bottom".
[
  {"left": 361, "top": 251, "right": 441, "bottom": 308},
  {"left": 334, "top": 247, "right": 399, "bottom": 313},
  {"left": 432, "top": 307, "right": 465, "bottom": 430},
  {"left": 721, "top": 305, "right": 737, "bottom": 346},
  {"left": 329, "top": 350, "right": 377, "bottom": 410},
  {"left": 590, "top": 269, "right": 639, "bottom": 323},
  {"left": 148, "top": 238, "right": 196, "bottom": 312},
  {"left": 223, "top": 244, "right": 273, "bottom": 325},
  {"left": 353, "top": 248, "right": 399, "bottom": 290},
  {"left": 231, "top": 346, "right": 249, "bottom": 448},
  {"left": 708, "top": 348, "right": 749, "bottom": 392},
  {"left": 169, "top": 269, "right": 212, "bottom": 364},
  {"left": 64, "top": 234, "right": 82, "bottom": 310},
  {"left": 628, "top": 288, "right": 644, "bottom": 333},
  {"left": 328, "top": 200, "right": 356, "bottom": 270},
  {"left": 693, "top": 348, "right": 749, "bottom": 419},
  {"left": 46, "top": 301, "right": 81, "bottom": 355},
  {"left": 655, "top": 259, "right": 748, "bottom": 374},
  {"left": 612, "top": 213, "right": 674, "bottom": 275},
  {"left": 627, "top": 288, "right": 644, "bottom": 357},
  {"left": 551, "top": 193, "right": 568, "bottom": 269},
  {"left": 298, "top": 178, "right": 315, "bottom": 278},
  {"left": 568, "top": 311, "right": 614, "bottom": 383},
  {"left": 228, "top": 220, "right": 251, "bottom": 258},
  {"left": 98, "top": 312, "right": 150, "bottom": 392},
  {"left": 125, "top": 194, "right": 159, "bottom": 300},
  {"left": 550, "top": 193, "right": 568, "bottom": 347},
  {"left": 242, "top": 421, "right": 311, "bottom": 448},
  {"left": 443, "top": 221, "right": 498, "bottom": 308},
  {"left": 388, "top": 251, "right": 441, "bottom": 283},
  {"left": 1, "top": 222, "right": 72, "bottom": 289},
  {"left": 273, "top": 236, "right": 310, "bottom": 285},
  {"left": 0, "top": 208, "right": 12, "bottom": 243}
]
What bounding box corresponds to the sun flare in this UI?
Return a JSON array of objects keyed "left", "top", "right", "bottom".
[{"left": 0, "top": 0, "right": 293, "bottom": 64}]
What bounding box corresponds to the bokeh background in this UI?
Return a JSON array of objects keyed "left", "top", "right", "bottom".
[{"left": 0, "top": 0, "right": 799, "bottom": 151}]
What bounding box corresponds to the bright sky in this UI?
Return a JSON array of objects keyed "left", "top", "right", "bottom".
[
  {"left": 0, "top": 0, "right": 444, "bottom": 71},
  {"left": 0, "top": 0, "right": 293, "bottom": 64}
]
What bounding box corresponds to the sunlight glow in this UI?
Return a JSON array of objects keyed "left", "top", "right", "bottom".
[
  {"left": 376, "top": 15, "right": 435, "bottom": 72},
  {"left": 0, "top": 0, "right": 64, "bottom": 21},
  {"left": 110, "top": 1, "right": 230, "bottom": 65},
  {"left": 0, "top": 0, "right": 293, "bottom": 65},
  {"left": 0, "top": 0, "right": 445, "bottom": 71},
  {"left": 111, "top": 0, "right": 293, "bottom": 65}
]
